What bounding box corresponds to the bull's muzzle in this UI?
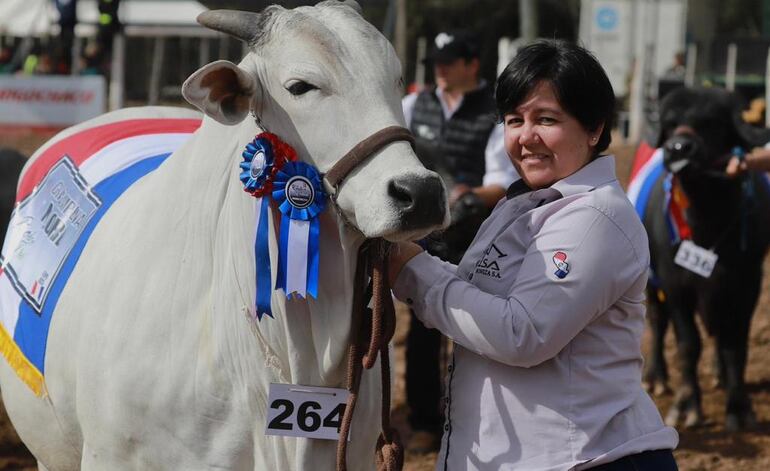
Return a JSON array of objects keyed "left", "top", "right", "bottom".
[
  {"left": 663, "top": 134, "right": 700, "bottom": 173},
  {"left": 388, "top": 174, "right": 446, "bottom": 229}
]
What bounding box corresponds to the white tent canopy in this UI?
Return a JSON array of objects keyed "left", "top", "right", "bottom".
[
  {"left": 0, "top": 0, "right": 216, "bottom": 112},
  {"left": 0, "top": 0, "right": 52, "bottom": 37},
  {"left": 0, "top": 0, "right": 208, "bottom": 38}
]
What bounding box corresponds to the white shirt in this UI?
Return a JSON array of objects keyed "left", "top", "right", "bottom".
[
  {"left": 394, "top": 156, "right": 678, "bottom": 470},
  {"left": 402, "top": 86, "right": 518, "bottom": 189}
]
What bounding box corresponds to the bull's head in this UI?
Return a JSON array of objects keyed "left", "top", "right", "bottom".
[
  {"left": 182, "top": 0, "right": 448, "bottom": 241},
  {"left": 657, "top": 87, "right": 760, "bottom": 177}
]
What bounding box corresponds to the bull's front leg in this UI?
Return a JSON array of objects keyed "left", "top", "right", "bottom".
[
  {"left": 717, "top": 325, "right": 755, "bottom": 432},
  {"left": 643, "top": 285, "right": 672, "bottom": 396},
  {"left": 709, "top": 271, "right": 761, "bottom": 432},
  {"left": 666, "top": 295, "right": 703, "bottom": 429}
]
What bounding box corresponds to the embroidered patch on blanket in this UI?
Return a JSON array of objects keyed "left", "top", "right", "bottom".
[{"left": 0, "top": 118, "right": 201, "bottom": 395}]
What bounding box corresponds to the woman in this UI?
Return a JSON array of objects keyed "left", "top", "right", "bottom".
[{"left": 389, "top": 40, "right": 679, "bottom": 470}]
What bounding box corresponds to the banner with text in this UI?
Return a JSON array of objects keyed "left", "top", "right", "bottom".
[{"left": 0, "top": 75, "right": 105, "bottom": 127}]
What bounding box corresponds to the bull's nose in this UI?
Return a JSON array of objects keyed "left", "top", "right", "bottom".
[
  {"left": 663, "top": 135, "right": 698, "bottom": 172},
  {"left": 664, "top": 136, "right": 697, "bottom": 160},
  {"left": 387, "top": 175, "right": 446, "bottom": 228}
]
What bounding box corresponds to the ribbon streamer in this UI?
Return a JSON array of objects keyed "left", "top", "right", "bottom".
[
  {"left": 253, "top": 197, "right": 273, "bottom": 320},
  {"left": 273, "top": 161, "right": 326, "bottom": 300}
]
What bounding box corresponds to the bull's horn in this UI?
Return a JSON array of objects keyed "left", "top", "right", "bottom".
[{"left": 197, "top": 10, "right": 263, "bottom": 44}]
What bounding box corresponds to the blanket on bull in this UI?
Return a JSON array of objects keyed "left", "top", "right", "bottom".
[
  {"left": 0, "top": 118, "right": 200, "bottom": 395},
  {"left": 626, "top": 141, "right": 664, "bottom": 225},
  {"left": 626, "top": 141, "right": 692, "bottom": 244}
]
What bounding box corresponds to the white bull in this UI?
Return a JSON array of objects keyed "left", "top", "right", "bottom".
[{"left": 0, "top": 1, "right": 448, "bottom": 469}]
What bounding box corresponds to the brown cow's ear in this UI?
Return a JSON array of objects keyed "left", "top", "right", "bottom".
[{"left": 182, "top": 60, "right": 257, "bottom": 125}]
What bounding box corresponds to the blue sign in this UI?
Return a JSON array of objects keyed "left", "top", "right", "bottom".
[{"left": 596, "top": 6, "right": 619, "bottom": 31}]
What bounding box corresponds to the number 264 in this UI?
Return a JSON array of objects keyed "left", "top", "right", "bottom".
[{"left": 268, "top": 399, "right": 346, "bottom": 433}]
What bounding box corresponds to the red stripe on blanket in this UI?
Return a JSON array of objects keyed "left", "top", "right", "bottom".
[
  {"left": 629, "top": 140, "right": 657, "bottom": 182},
  {"left": 17, "top": 118, "right": 201, "bottom": 201}
]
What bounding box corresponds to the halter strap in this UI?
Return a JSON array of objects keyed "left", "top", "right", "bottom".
[{"left": 324, "top": 126, "right": 415, "bottom": 196}]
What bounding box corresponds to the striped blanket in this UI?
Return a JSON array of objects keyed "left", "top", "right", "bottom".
[
  {"left": 626, "top": 140, "right": 664, "bottom": 222},
  {"left": 0, "top": 118, "right": 200, "bottom": 395}
]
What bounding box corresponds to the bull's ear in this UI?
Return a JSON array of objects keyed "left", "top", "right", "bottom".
[{"left": 182, "top": 60, "right": 257, "bottom": 125}]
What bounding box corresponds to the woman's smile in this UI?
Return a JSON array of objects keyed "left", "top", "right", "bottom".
[{"left": 520, "top": 153, "right": 551, "bottom": 163}]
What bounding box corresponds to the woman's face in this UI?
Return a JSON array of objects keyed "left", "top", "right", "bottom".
[{"left": 503, "top": 81, "right": 601, "bottom": 190}]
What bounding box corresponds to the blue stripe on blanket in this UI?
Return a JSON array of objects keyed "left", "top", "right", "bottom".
[
  {"left": 13, "top": 154, "right": 170, "bottom": 373},
  {"left": 633, "top": 161, "right": 665, "bottom": 221}
]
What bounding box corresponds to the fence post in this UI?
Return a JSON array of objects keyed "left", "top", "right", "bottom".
[
  {"left": 766, "top": 46, "right": 770, "bottom": 128},
  {"left": 629, "top": 44, "right": 653, "bottom": 145},
  {"left": 685, "top": 42, "right": 697, "bottom": 87},
  {"left": 148, "top": 37, "right": 166, "bottom": 105},
  {"left": 218, "top": 36, "right": 229, "bottom": 60},
  {"left": 199, "top": 38, "right": 210, "bottom": 68},
  {"left": 726, "top": 42, "right": 737, "bottom": 92},
  {"left": 520, "top": 0, "right": 538, "bottom": 42},
  {"left": 415, "top": 37, "right": 426, "bottom": 91},
  {"left": 109, "top": 32, "right": 125, "bottom": 111}
]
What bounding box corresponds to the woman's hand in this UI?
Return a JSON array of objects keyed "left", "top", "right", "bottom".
[
  {"left": 388, "top": 241, "right": 423, "bottom": 287},
  {"left": 725, "top": 155, "right": 748, "bottom": 177},
  {"left": 726, "top": 147, "right": 770, "bottom": 177}
]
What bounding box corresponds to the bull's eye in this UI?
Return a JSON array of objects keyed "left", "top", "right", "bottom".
[{"left": 287, "top": 81, "right": 318, "bottom": 96}]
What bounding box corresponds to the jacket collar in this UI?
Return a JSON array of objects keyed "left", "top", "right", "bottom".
[
  {"left": 506, "top": 155, "right": 618, "bottom": 201},
  {"left": 551, "top": 155, "right": 617, "bottom": 197}
]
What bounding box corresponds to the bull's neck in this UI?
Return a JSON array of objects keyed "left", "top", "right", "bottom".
[
  {"left": 678, "top": 172, "right": 742, "bottom": 218},
  {"left": 194, "top": 118, "right": 366, "bottom": 390},
  {"left": 676, "top": 172, "right": 754, "bottom": 251}
]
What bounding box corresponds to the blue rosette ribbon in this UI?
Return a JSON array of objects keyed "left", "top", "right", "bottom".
[
  {"left": 271, "top": 161, "right": 327, "bottom": 299},
  {"left": 239, "top": 135, "right": 279, "bottom": 320}
]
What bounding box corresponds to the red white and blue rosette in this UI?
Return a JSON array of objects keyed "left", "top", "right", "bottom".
[
  {"left": 272, "top": 161, "right": 326, "bottom": 300},
  {"left": 239, "top": 133, "right": 326, "bottom": 320},
  {"left": 239, "top": 132, "right": 295, "bottom": 197}
]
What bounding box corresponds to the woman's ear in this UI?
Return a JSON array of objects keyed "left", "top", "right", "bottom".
[
  {"left": 182, "top": 60, "right": 258, "bottom": 125},
  {"left": 590, "top": 122, "right": 605, "bottom": 145}
]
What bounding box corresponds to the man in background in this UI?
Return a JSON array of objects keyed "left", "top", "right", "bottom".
[{"left": 401, "top": 30, "right": 518, "bottom": 453}]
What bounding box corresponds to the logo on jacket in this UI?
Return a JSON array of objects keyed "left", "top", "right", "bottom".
[
  {"left": 552, "top": 251, "right": 570, "bottom": 279},
  {"left": 475, "top": 243, "right": 507, "bottom": 279}
]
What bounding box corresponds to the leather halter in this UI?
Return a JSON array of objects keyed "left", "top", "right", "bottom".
[{"left": 324, "top": 125, "right": 416, "bottom": 199}]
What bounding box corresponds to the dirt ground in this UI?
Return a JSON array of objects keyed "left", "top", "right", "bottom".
[{"left": 2, "top": 131, "right": 770, "bottom": 470}]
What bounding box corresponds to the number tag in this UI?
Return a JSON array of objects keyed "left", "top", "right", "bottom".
[
  {"left": 265, "top": 383, "right": 349, "bottom": 441},
  {"left": 674, "top": 240, "right": 718, "bottom": 278}
]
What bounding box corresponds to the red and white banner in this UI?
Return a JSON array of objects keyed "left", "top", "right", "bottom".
[{"left": 0, "top": 75, "right": 106, "bottom": 127}]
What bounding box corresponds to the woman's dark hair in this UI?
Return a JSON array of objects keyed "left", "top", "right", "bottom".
[{"left": 495, "top": 39, "right": 615, "bottom": 156}]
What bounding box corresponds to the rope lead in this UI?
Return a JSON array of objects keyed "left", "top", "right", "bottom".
[{"left": 336, "top": 239, "right": 403, "bottom": 471}]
